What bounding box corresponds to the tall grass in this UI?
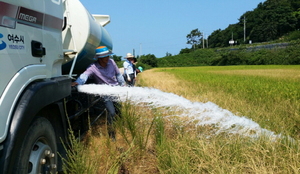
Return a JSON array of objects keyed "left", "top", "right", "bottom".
[{"left": 64, "top": 65, "right": 300, "bottom": 173}]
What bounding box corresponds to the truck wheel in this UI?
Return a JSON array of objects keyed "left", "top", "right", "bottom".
[{"left": 14, "top": 117, "right": 57, "bottom": 174}]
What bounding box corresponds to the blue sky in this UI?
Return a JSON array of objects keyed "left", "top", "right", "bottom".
[{"left": 80, "top": 0, "right": 266, "bottom": 58}]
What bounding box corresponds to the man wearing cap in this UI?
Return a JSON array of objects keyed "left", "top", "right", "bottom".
[
  {"left": 123, "top": 53, "right": 136, "bottom": 86},
  {"left": 72, "top": 46, "right": 124, "bottom": 140},
  {"left": 72, "top": 46, "right": 124, "bottom": 86}
]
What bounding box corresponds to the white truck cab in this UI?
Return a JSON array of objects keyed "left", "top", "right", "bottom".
[
  {"left": 0, "top": 0, "right": 112, "bottom": 173},
  {"left": 0, "top": 0, "right": 64, "bottom": 144}
]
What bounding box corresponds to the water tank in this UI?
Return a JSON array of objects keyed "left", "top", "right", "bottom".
[{"left": 61, "top": 0, "right": 112, "bottom": 75}]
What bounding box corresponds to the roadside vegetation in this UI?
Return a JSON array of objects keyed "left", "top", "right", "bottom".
[
  {"left": 63, "top": 65, "right": 300, "bottom": 173},
  {"left": 157, "top": 39, "right": 300, "bottom": 67}
]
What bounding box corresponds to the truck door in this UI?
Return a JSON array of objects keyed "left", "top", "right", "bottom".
[
  {"left": 0, "top": 0, "right": 46, "bottom": 143},
  {"left": 42, "top": 0, "right": 64, "bottom": 77},
  {"left": 0, "top": 0, "right": 64, "bottom": 144}
]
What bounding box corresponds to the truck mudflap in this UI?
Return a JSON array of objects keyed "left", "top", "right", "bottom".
[{"left": 0, "top": 76, "right": 71, "bottom": 174}]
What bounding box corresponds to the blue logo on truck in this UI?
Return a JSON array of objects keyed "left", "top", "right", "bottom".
[{"left": 0, "top": 33, "right": 7, "bottom": 50}]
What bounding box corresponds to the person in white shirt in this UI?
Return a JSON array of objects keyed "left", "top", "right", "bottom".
[{"left": 123, "top": 53, "right": 136, "bottom": 86}]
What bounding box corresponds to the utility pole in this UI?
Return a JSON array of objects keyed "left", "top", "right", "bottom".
[
  {"left": 206, "top": 36, "right": 208, "bottom": 48},
  {"left": 229, "top": 32, "right": 234, "bottom": 46},
  {"left": 244, "top": 16, "right": 246, "bottom": 43},
  {"left": 202, "top": 32, "right": 204, "bottom": 48}
]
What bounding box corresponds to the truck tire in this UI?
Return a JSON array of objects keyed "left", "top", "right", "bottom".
[{"left": 14, "top": 117, "right": 58, "bottom": 174}]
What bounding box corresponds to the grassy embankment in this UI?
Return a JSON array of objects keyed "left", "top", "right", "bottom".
[{"left": 64, "top": 65, "right": 300, "bottom": 174}]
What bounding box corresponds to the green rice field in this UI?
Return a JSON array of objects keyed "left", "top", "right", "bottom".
[{"left": 141, "top": 65, "right": 300, "bottom": 139}]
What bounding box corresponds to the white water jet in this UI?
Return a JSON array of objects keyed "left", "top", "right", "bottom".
[{"left": 78, "top": 84, "right": 280, "bottom": 139}]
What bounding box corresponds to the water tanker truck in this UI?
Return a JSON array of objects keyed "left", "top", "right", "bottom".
[{"left": 0, "top": 0, "right": 112, "bottom": 173}]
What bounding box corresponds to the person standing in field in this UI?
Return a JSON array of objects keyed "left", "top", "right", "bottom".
[
  {"left": 137, "top": 66, "right": 143, "bottom": 72},
  {"left": 71, "top": 46, "right": 124, "bottom": 140},
  {"left": 123, "top": 53, "right": 136, "bottom": 86},
  {"left": 131, "top": 57, "right": 141, "bottom": 85}
]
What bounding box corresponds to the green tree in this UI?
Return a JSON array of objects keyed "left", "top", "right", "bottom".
[
  {"left": 165, "top": 52, "right": 172, "bottom": 57},
  {"left": 186, "top": 28, "right": 202, "bottom": 50},
  {"left": 208, "top": 29, "right": 224, "bottom": 48},
  {"left": 246, "top": 0, "right": 297, "bottom": 42},
  {"left": 179, "top": 48, "right": 192, "bottom": 54},
  {"left": 139, "top": 54, "right": 157, "bottom": 67},
  {"left": 206, "top": 0, "right": 299, "bottom": 47}
]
